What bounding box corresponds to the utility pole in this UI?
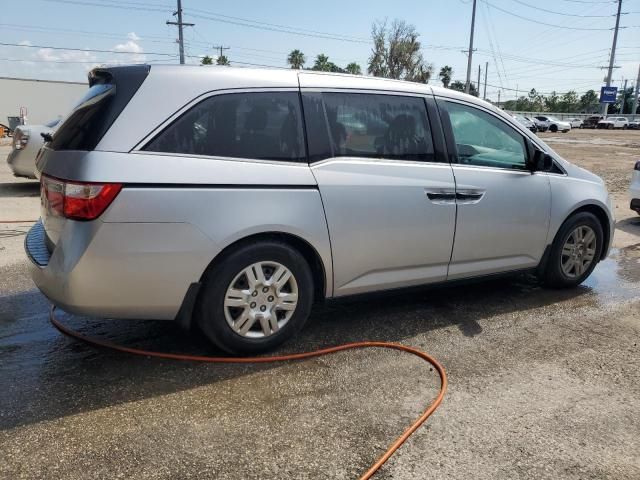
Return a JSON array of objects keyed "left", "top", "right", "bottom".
[
  {"left": 498, "top": 90, "right": 501, "bottom": 106},
  {"left": 632, "top": 64, "right": 640, "bottom": 121},
  {"left": 167, "top": 0, "right": 194, "bottom": 65},
  {"left": 465, "top": 0, "right": 477, "bottom": 95},
  {"left": 483, "top": 61, "right": 488, "bottom": 100},
  {"left": 601, "top": 0, "right": 622, "bottom": 115},
  {"left": 621, "top": 78, "right": 628, "bottom": 114},
  {"left": 477, "top": 65, "right": 481, "bottom": 97},
  {"left": 213, "top": 45, "right": 230, "bottom": 60}
]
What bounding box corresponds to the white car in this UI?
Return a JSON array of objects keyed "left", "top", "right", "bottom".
[
  {"left": 597, "top": 117, "right": 629, "bottom": 129},
  {"left": 631, "top": 160, "right": 640, "bottom": 215},
  {"left": 6, "top": 119, "right": 60, "bottom": 178},
  {"left": 567, "top": 118, "right": 583, "bottom": 129},
  {"left": 534, "top": 115, "right": 571, "bottom": 133}
]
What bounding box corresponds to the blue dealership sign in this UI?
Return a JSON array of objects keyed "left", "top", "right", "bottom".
[{"left": 599, "top": 86, "right": 618, "bottom": 103}]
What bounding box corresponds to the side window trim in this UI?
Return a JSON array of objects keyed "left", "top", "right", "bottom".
[
  {"left": 302, "top": 89, "right": 442, "bottom": 165},
  {"left": 435, "top": 96, "right": 532, "bottom": 171},
  {"left": 133, "top": 87, "right": 306, "bottom": 163}
]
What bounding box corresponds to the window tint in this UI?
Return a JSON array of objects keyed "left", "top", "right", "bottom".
[
  {"left": 145, "top": 92, "right": 305, "bottom": 162},
  {"left": 303, "top": 92, "right": 434, "bottom": 162},
  {"left": 445, "top": 101, "right": 527, "bottom": 170}
]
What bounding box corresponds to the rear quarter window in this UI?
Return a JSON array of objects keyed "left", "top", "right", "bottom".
[{"left": 144, "top": 91, "right": 306, "bottom": 162}]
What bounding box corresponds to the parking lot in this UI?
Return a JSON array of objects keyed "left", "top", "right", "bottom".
[{"left": 0, "top": 129, "right": 638, "bottom": 479}]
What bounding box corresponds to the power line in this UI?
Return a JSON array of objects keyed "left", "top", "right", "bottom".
[
  {"left": 481, "top": 0, "right": 616, "bottom": 30},
  {"left": 0, "top": 41, "right": 177, "bottom": 57},
  {"left": 507, "top": 0, "right": 615, "bottom": 17}
]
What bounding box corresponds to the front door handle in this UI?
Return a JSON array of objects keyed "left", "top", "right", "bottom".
[{"left": 425, "top": 189, "right": 456, "bottom": 205}]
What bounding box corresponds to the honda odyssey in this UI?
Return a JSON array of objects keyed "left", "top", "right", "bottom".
[{"left": 26, "top": 65, "right": 614, "bottom": 353}]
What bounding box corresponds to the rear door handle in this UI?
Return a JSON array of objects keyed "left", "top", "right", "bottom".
[{"left": 456, "top": 189, "right": 485, "bottom": 204}]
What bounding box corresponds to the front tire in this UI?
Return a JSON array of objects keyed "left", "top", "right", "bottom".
[
  {"left": 550, "top": 124, "right": 558, "bottom": 133},
  {"left": 541, "top": 212, "right": 603, "bottom": 288},
  {"left": 196, "top": 241, "right": 314, "bottom": 354}
]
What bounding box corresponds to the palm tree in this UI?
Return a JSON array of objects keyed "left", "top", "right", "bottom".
[
  {"left": 439, "top": 66, "right": 453, "bottom": 88},
  {"left": 345, "top": 62, "right": 362, "bottom": 75},
  {"left": 216, "top": 55, "right": 230, "bottom": 66},
  {"left": 201, "top": 55, "right": 213, "bottom": 65},
  {"left": 287, "top": 49, "right": 306, "bottom": 69},
  {"left": 312, "top": 54, "right": 331, "bottom": 71}
]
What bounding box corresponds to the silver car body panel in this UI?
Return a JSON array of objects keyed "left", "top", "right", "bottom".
[
  {"left": 6, "top": 125, "right": 48, "bottom": 178},
  {"left": 27, "top": 65, "right": 615, "bottom": 321}
]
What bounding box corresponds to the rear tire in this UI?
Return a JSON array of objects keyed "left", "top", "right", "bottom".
[
  {"left": 550, "top": 124, "right": 558, "bottom": 133},
  {"left": 541, "top": 212, "right": 603, "bottom": 288},
  {"left": 196, "top": 241, "right": 314, "bottom": 354}
]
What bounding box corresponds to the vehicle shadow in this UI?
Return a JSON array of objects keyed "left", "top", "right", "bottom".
[
  {"left": 615, "top": 216, "right": 640, "bottom": 236},
  {"left": 0, "top": 181, "right": 39, "bottom": 198},
  {"left": 0, "top": 274, "right": 593, "bottom": 432}
]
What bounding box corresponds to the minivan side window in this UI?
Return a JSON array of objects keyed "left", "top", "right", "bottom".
[
  {"left": 302, "top": 92, "right": 435, "bottom": 163},
  {"left": 144, "top": 91, "right": 305, "bottom": 162},
  {"left": 444, "top": 101, "right": 527, "bottom": 170}
]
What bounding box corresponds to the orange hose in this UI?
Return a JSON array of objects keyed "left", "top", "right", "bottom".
[{"left": 50, "top": 306, "right": 447, "bottom": 480}]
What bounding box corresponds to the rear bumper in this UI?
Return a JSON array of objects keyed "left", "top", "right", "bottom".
[
  {"left": 7, "top": 149, "right": 36, "bottom": 178},
  {"left": 25, "top": 219, "right": 215, "bottom": 320}
]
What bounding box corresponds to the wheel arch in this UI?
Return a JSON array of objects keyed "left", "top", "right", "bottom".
[
  {"left": 199, "top": 231, "right": 329, "bottom": 303},
  {"left": 563, "top": 203, "right": 611, "bottom": 261}
]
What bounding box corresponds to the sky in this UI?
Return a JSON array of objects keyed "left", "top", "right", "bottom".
[{"left": 1, "top": 0, "right": 639, "bottom": 103}]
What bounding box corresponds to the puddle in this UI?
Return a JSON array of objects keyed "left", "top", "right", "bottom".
[{"left": 582, "top": 243, "right": 640, "bottom": 303}]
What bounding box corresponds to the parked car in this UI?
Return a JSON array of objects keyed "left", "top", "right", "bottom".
[
  {"left": 531, "top": 117, "right": 549, "bottom": 132},
  {"left": 597, "top": 116, "right": 629, "bottom": 129},
  {"left": 567, "top": 118, "right": 583, "bottom": 129},
  {"left": 513, "top": 114, "right": 537, "bottom": 133},
  {"left": 26, "top": 65, "right": 615, "bottom": 353},
  {"left": 6, "top": 119, "right": 60, "bottom": 178},
  {"left": 628, "top": 120, "right": 640, "bottom": 130},
  {"left": 534, "top": 115, "right": 571, "bottom": 133},
  {"left": 631, "top": 160, "right": 640, "bottom": 215},
  {"left": 582, "top": 115, "right": 603, "bottom": 129}
]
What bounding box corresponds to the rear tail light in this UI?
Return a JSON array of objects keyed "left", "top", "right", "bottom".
[
  {"left": 13, "top": 130, "right": 29, "bottom": 150},
  {"left": 41, "top": 174, "right": 122, "bottom": 221}
]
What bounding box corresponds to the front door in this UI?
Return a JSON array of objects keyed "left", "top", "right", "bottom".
[
  {"left": 302, "top": 90, "right": 457, "bottom": 296},
  {"left": 438, "top": 99, "right": 551, "bottom": 279}
]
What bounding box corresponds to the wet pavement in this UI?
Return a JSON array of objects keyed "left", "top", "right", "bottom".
[{"left": 1, "top": 140, "right": 639, "bottom": 479}]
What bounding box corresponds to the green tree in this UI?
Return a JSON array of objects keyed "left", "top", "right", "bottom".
[
  {"left": 201, "top": 55, "right": 213, "bottom": 65},
  {"left": 367, "top": 19, "right": 432, "bottom": 83},
  {"left": 528, "top": 89, "right": 544, "bottom": 111},
  {"left": 545, "top": 91, "right": 559, "bottom": 112},
  {"left": 345, "top": 62, "right": 362, "bottom": 75},
  {"left": 450, "top": 80, "right": 478, "bottom": 96},
  {"left": 438, "top": 65, "right": 453, "bottom": 88},
  {"left": 312, "top": 54, "right": 344, "bottom": 72},
  {"left": 578, "top": 90, "right": 599, "bottom": 113},
  {"left": 287, "top": 49, "right": 305, "bottom": 69},
  {"left": 558, "top": 90, "right": 578, "bottom": 113},
  {"left": 216, "top": 55, "right": 230, "bottom": 66},
  {"left": 312, "top": 54, "right": 331, "bottom": 71}
]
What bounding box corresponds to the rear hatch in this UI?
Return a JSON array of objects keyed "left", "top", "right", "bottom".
[{"left": 39, "top": 65, "right": 149, "bottom": 247}]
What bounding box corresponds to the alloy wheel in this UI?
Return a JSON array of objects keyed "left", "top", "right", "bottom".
[
  {"left": 560, "top": 225, "right": 597, "bottom": 278},
  {"left": 223, "top": 261, "right": 298, "bottom": 338}
]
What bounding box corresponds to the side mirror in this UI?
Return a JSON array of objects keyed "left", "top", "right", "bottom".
[{"left": 527, "top": 148, "right": 554, "bottom": 172}]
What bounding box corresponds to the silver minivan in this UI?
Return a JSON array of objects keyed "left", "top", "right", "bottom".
[{"left": 26, "top": 65, "right": 614, "bottom": 353}]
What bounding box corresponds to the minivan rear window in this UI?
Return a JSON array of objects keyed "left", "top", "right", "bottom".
[
  {"left": 144, "top": 91, "right": 306, "bottom": 162},
  {"left": 48, "top": 65, "right": 149, "bottom": 151}
]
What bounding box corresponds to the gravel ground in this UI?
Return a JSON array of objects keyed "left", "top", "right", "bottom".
[{"left": 0, "top": 130, "right": 638, "bottom": 480}]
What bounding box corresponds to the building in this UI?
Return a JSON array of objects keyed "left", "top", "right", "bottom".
[{"left": 0, "top": 76, "right": 86, "bottom": 126}]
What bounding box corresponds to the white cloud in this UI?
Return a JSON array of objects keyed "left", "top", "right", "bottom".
[{"left": 127, "top": 32, "right": 141, "bottom": 41}]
